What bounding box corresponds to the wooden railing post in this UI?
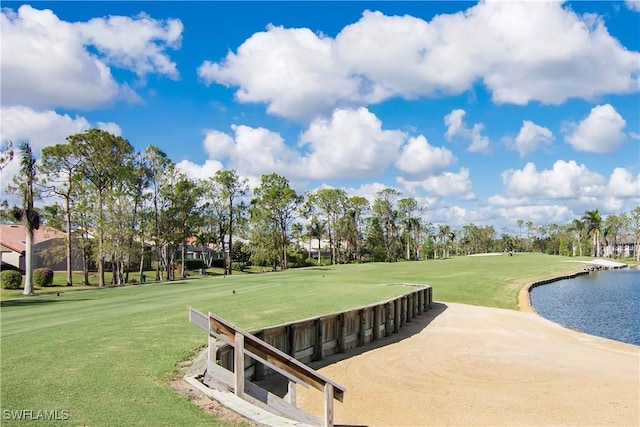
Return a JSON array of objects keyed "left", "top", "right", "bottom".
[
  {"left": 234, "top": 332, "right": 245, "bottom": 398},
  {"left": 207, "top": 334, "right": 217, "bottom": 371},
  {"left": 288, "top": 381, "right": 297, "bottom": 406},
  {"left": 323, "top": 383, "right": 334, "bottom": 427}
]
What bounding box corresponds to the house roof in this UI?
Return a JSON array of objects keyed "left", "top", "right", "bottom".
[{"left": 0, "top": 223, "right": 66, "bottom": 253}]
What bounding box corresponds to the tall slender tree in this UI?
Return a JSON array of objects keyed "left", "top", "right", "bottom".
[
  {"left": 40, "top": 143, "right": 81, "bottom": 286},
  {"left": 142, "top": 146, "right": 172, "bottom": 281},
  {"left": 372, "top": 188, "right": 401, "bottom": 262},
  {"left": 213, "top": 170, "right": 248, "bottom": 275}
]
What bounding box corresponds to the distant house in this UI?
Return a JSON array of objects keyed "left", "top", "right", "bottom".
[
  {"left": 0, "top": 223, "right": 83, "bottom": 272},
  {"left": 609, "top": 237, "right": 637, "bottom": 259}
]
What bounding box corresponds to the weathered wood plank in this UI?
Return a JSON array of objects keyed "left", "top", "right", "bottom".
[
  {"left": 324, "top": 382, "right": 334, "bottom": 427},
  {"left": 288, "top": 381, "right": 297, "bottom": 406},
  {"left": 294, "top": 346, "right": 315, "bottom": 360},
  {"left": 234, "top": 333, "right": 245, "bottom": 398},
  {"left": 321, "top": 339, "right": 337, "bottom": 351}
]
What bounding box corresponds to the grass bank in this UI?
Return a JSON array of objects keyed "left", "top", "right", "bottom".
[{"left": 0, "top": 253, "right": 581, "bottom": 426}]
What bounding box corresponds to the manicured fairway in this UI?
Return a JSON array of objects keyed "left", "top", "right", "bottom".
[{"left": 0, "top": 253, "right": 582, "bottom": 426}]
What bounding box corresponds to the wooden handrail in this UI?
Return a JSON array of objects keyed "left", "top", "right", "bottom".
[{"left": 189, "top": 307, "right": 345, "bottom": 402}]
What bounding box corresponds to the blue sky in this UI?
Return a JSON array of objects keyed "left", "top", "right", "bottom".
[{"left": 1, "top": 1, "right": 639, "bottom": 232}]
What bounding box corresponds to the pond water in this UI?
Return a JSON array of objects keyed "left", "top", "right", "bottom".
[{"left": 529, "top": 268, "right": 640, "bottom": 346}]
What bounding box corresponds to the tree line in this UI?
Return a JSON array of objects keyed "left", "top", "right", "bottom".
[{"left": 1, "top": 129, "right": 639, "bottom": 295}]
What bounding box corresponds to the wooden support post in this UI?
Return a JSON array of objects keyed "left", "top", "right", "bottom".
[
  {"left": 407, "top": 294, "right": 414, "bottom": 322},
  {"left": 234, "top": 332, "right": 245, "bottom": 398},
  {"left": 418, "top": 289, "right": 425, "bottom": 313},
  {"left": 428, "top": 287, "right": 432, "bottom": 309},
  {"left": 358, "top": 309, "right": 366, "bottom": 346},
  {"left": 288, "top": 380, "right": 297, "bottom": 406},
  {"left": 314, "top": 318, "right": 324, "bottom": 361},
  {"left": 287, "top": 324, "right": 296, "bottom": 357},
  {"left": 386, "top": 302, "right": 393, "bottom": 336},
  {"left": 323, "top": 382, "right": 334, "bottom": 427},
  {"left": 207, "top": 334, "right": 217, "bottom": 371},
  {"left": 254, "top": 331, "right": 265, "bottom": 380},
  {"left": 337, "top": 313, "right": 346, "bottom": 353},
  {"left": 373, "top": 305, "right": 381, "bottom": 341},
  {"left": 394, "top": 298, "right": 401, "bottom": 333}
]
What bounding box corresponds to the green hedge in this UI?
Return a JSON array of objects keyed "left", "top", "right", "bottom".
[
  {"left": 1, "top": 270, "right": 23, "bottom": 289},
  {"left": 182, "top": 258, "right": 206, "bottom": 270},
  {"left": 211, "top": 258, "right": 225, "bottom": 269}
]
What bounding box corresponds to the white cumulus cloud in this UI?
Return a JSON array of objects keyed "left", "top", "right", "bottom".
[
  {"left": 198, "top": 25, "right": 373, "bottom": 120},
  {"left": 444, "top": 109, "right": 490, "bottom": 154},
  {"left": 1, "top": 5, "right": 182, "bottom": 110},
  {"left": 510, "top": 120, "right": 554, "bottom": 157},
  {"left": 198, "top": 3, "right": 640, "bottom": 119},
  {"left": 501, "top": 160, "right": 605, "bottom": 199},
  {"left": 175, "top": 159, "right": 224, "bottom": 181},
  {"left": 395, "top": 135, "right": 456, "bottom": 179},
  {"left": 564, "top": 104, "right": 627, "bottom": 153},
  {"left": 607, "top": 168, "right": 640, "bottom": 198},
  {"left": 397, "top": 168, "right": 475, "bottom": 199},
  {"left": 300, "top": 107, "right": 405, "bottom": 179}
]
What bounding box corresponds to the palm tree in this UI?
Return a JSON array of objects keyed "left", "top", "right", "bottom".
[
  {"left": 582, "top": 209, "right": 602, "bottom": 257},
  {"left": 308, "top": 217, "right": 326, "bottom": 265},
  {"left": 437, "top": 224, "right": 452, "bottom": 258},
  {"left": 12, "top": 142, "right": 40, "bottom": 295}
]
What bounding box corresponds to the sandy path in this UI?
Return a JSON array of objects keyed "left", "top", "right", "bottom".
[{"left": 297, "top": 302, "right": 639, "bottom": 426}]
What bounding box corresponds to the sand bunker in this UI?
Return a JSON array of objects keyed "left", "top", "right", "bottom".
[{"left": 296, "top": 302, "right": 639, "bottom": 426}]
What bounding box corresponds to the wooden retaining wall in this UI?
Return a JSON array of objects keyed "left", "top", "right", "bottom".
[
  {"left": 216, "top": 285, "right": 432, "bottom": 380},
  {"left": 527, "top": 271, "right": 590, "bottom": 292}
]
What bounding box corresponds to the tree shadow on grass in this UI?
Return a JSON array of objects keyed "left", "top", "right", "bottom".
[{"left": 0, "top": 297, "right": 92, "bottom": 307}]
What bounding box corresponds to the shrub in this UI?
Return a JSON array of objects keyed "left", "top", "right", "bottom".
[
  {"left": 33, "top": 268, "right": 54, "bottom": 287},
  {"left": 1, "top": 270, "right": 23, "bottom": 289},
  {"left": 211, "top": 258, "right": 225, "bottom": 269},
  {"left": 183, "top": 258, "right": 206, "bottom": 270}
]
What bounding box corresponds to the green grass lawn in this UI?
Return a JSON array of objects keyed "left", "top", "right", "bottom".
[
  {"left": 0, "top": 253, "right": 583, "bottom": 426},
  {"left": 0, "top": 267, "right": 237, "bottom": 299}
]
